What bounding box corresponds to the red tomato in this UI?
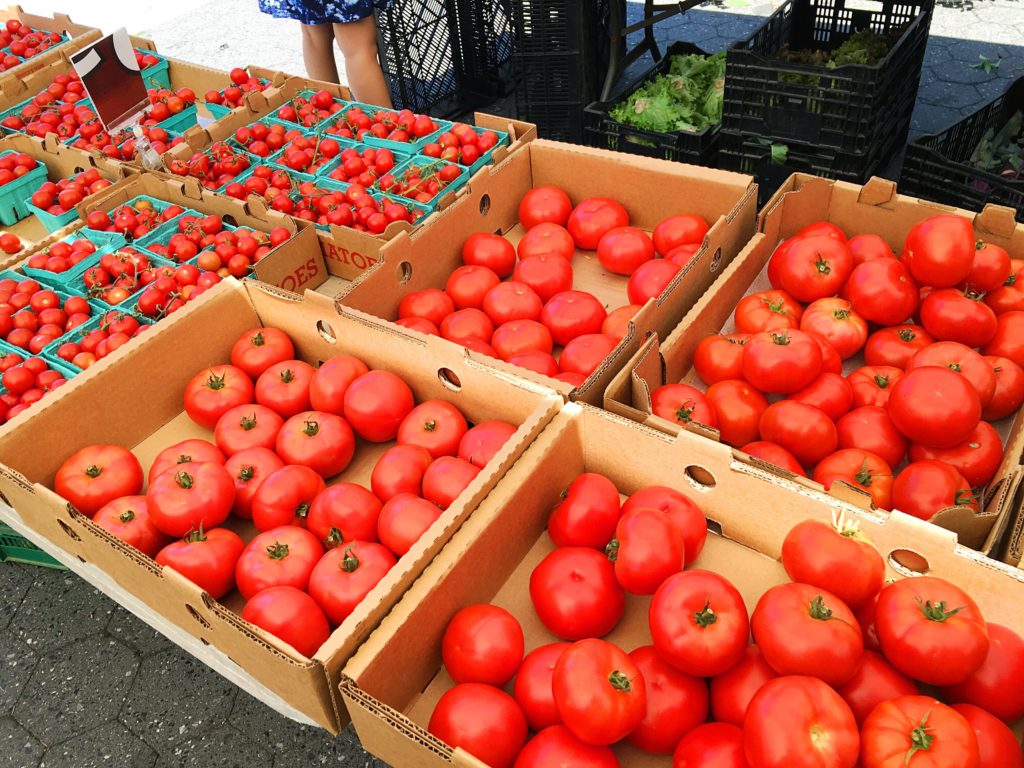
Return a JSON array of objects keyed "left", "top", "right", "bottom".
[
  {"left": 376, "top": 492, "right": 443, "bottom": 556},
  {"left": 652, "top": 213, "right": 709, "bottom": 256},
  {"left": 743, "top": 676, "right": 859, "bottom": 768},
  {"left": 734, "top": 290, "right": 802, "bottom": 334},
  {"left": 836, "top": 651, "right": 917, "bottom": 725},
  {"left": 876, "top": 577, "right": 989, "bottom": 685},
  {"left": 567, "top": 198, "right": 629, "bottom": 250},
  {"left": 512, "top": 252, "right": 573, "bottom": 303},
  {"left": 548, "top": 472, "right": 621, "bottom": 549},
  {"left": 308, "top": 541, "right": 397, "bottom": 625},
  {"left": 908, "top": 420, "right": 1002, "bottom": 488},
  {"left": 982, "top": 355, "right": 1024, "bottom": 421},
  {"left": 241, "top": 585, "right": 330, "bottom": 658},
  {"left": 904, "top": 214, "right": 975, "bottom": 287},
  {"left": 514, "top": 642, "right": 570, "bottom": 731},
  {"left": 601, "top": 304, "right": 640, "bottom": 342},
  {"left": 848, "top": 233, "right": 895, "bottom": 265},
  {"left": 758, "top": 400, "right": 837, "bottom": 467},
  {"left": 491, "top": 319, "right": 553, "bottom": 359},
  {"left": 621, "top": 485, "right": 707, "bottom": 565},
  {"left": 517, "top": 222, "right": 576, "bottom": 261},
  {"left": 965, "top": 241, "right": 1011, "bottom": 293},
  {"left": 981, "top": 310, "right": 1024, "bottom": 370},
  {"left": 553, "top": 638, "right": 645, "bottom": 746},
  {"left": 514, "top": 725, "right": 619, "bottom": 768},
  {"left": 651, "top": 383, "right": 718, "bottom": 429},
  {"left": 343, "top": 370, "right": 415, "bottom": 442},
  {"left": 155, "top": 527, "right": 244, "bottom": 599},
  {"left": 308, "top": 355, "right": 369, "bottom": 414},
  {"left": 920, "top": 288, "right": 998, "bottom": 347},
  {"left": 846, "top": 259, "right": 919, "bottom": 326},
  {"left": 984, "top": 259, "right": 1024, "bottom": 315},
  {"left": 608, "top": 507, "right": 686, "bottom": 595},
  {"left": 446, "top": 265, "right": 502, "bottom": 310},
  {"left": 530, "top": 546, "right": 624, "bottom": 639},
  {"left": 519, "top": 186, "right": 572, "bottom": 229},
  {"left": 781, "top": 519, "right": 884, "bottom": 610},
  {"left": 235, "top": 525, "right": 322, "bottom": 599},
  {"left": 254, "top": 360, "right": 315, "bottom": 418},
  {"left": 539, "top": 290, "right": 607, "bottom": 346},
  {"left": 213, "top": 403, "right": 284, "bottom": 456},
  {"left": 864, "top": 325, "right": 935, "bottom": 370},
  {"left": 306, "top": 482, "right": 381, "bottom": 548},
  {"left": 709, "top": 645, "right": 777, "bottom": 726},
  {"left": 649, "top": 570, "right": 749, "bottom": 677},
  {"left": 848, "top": 365, "right": 903, "bottom": 408},
  {"left": 814, "top": 335, "right": 843, "bottom": 375},
  {"left": 462, "top": 232, "right": 516, "bottom": 278},
  {"left": 888, "top": 366, "right": 981, "bottom": 448},
  {"left": 705, "top": 379, "right": 769, "bottom": 447},
  {"left": 951, "top": 703, "right": 1022, "bottom": 768},
  {"left": 251, "top": 464, "right": 326, "bottom": 531},
  {"left": 596, "top": 226, "right": 655, "bottom": 275},
  {"left": 742, "top": 330, "right": 823, "bottom": 394},
  {"left": 559, "top": 334, "right": 618, "bottom": 377},
  {"left": 442, "top": 604, "right": 524, "bottom": 686},
  {"left": 673, "top": 722, "right": 745, "bottom": 768},
  {"left": 892, "top": 459, "right": 977, "bottom": 521},
  {"left": 370, "top": 444, "right": 433, "bottom": 501},
  {"left": 396, "top": 399, "right": 467, "bottom": 458},
  {"left": 441, "top": 308, "right": 495, "bottom": 344},
  {"left": 183, "top": 365, "right": 254, "bottom": 429},
  {"left": 230, "top": 327, "right": 294, "bottom": 378},
  {"left": 223, "top": 447, "right": 283, "bottom": 520},
  {"left": 907, "top": 340, "right": 996, "bottom": 408},
  {"left": 788, "top": 372, "right": 854, "bottom": 421},
  {"left": 147, "top": 461, "right": 234, "bottom": 537},
  {"left": 91, "top": 495, "right": 169, "bottom": 557},
  {"left": 398, "top": 288, "right": 456, "bottom": 327},
  {"left": 626, "top": 645, "right": 707, "bottom": 754},
  {"left": 777, "top": 235, "right": 854, "bottom": 302},
  {"left": 813, "top": 448, "right": 894, "bottom": 509},
  {"left": 799, "top": 298, "right": 868, "bottom": 359},
  {"left": 148, "top": 439, "right": 225, "bottom": 484},
  {"left": 860, "top": 695, "right": 978, "bottom": 768},
  {"left": 54, "top": 445, "right": 144, "bottom": 517},
  {"left": 740, "top": 441, "right": 807, "bottom": 476},
  {"left": 276, "top": 410, "right": 355, "bottom": 477},
  {"left": 694, "top": 333, "right": 750, "bottom": 385},
  {"left": 422, "top": 456, "right": 480, "bottom": 509},
  {"left": 483, "top": 281, "right": 543, "bottom": 325},
  {"left": 627, "top": 259, "right": 681, "bottom": 304},
  {"left": 429, "top": 683, "right": 528, "bottom": 768},
  {"left": 458, "top": 420, "right": 516, "bottom": 468},
  {"left": 941, "top": 623, "right": 1024, "bottom": 723}
]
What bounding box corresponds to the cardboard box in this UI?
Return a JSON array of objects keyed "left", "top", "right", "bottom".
[
  {"left": 338, "top": 139, "right": 758, "bottom": 404},
  {"left": 340, "top": 402, "right": 1024, "bottom": 767},
  {"left": 73, "top": 171, "right": 327, "bottom": 293},
  {"left": 0, "top": 6, "right": 100, "bottom": 87},
  {"left": 603, "top": 174, "right": 1024, "bottom": 558},
  {"left": 0, "top": 278, "right": 562, "bottom": 731}
]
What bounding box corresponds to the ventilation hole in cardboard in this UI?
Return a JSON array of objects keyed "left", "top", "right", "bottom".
[
  {"left": 684, "top": 465, "right": 716, "bottom": 489},
  {"left": 0, "top": 490, "right": 10, "bottom": 507},
  {"left": 705, "top": 518, "right": 722, "bottom": 537},
  {"left": 888, "top": 549, "right": 929, "bottom": 576},
  {"left": 186, "top": 604, "right": 212, "bottom": 629},
  {"left": 479, "top": 194, "right": 491, "bottom": 215},
  {"left": 73, "top": 165, "right": 87, "bottom": 174},
  {"left": 437, "top": 368, "right": 462, "bottom": 392},
  {"left": 199, "top": 637, "right": 210, "bottom": 646},
  {"left": 316, "top": 320, "right": 336, "bottom": 344},
  {"left": 710, "top": 247, "right": 723, "bottom": 272},
  {"left": 76, "top": 555, "right": 85, "bottom": 564},
  {"left": 396, "top": 261, "right": 412, "bottom": 285},
  {"left": 57, "top": 520, "right": 81, "bottom": 542},
  {"left": 222, "top": 214, "right": 239, "bottom": 227}
]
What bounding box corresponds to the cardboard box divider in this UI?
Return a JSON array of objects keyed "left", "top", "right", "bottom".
[
  {"left": 337, "top": 139, "right": 758, "bottom": 404},
  {"left": 340, "top": 402, "right": 1024, "bottom": 767},
  {"left": 71, "top": 170, "right": 327, "bottom": 293},
  {"left": 0, "top": 278, "right": 562, "bottom": 730},
  {"left": 0, "top": 6, "right": 100, "bottom": 88},
  {"left": 603, "top": 173, "right": 1024, "bottom": 560}
]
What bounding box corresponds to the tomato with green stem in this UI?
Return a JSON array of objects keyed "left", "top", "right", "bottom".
[
  {"left": 651, "top": 383, "right": 718, "bottom": 429},
  {"left": 213, "top": 403, "right": 284, "bottom": 456},
  {"left": 964, "top": 241, "right": 1011, "bottom": 293},
  {"left": 547, "top": 472, "right": 621, "bottom": 549},
  {"left": 920, "top": 288, "right": 998, "bottom": 348},
  {"left": 183, "top": 365, "right": 254, "bottom": 429},
  {"left": 860, "top": 696, "right": 978, "bottom": 768},
  {"left": 308, "top": 541, "right": 397, "bottom": 625},
  {"left": 55, "top": 445, "right": 144, "bottom": 517},
  {"left": 250, "top": 464, "right": 326, "bottom": 531},
  {"left": 92, "top": 495, "right": 169, "bottom": 557},
  {"left": 743, "top": 329, "right": 823, "bottom": 394},
  {"left": 733, "top": 290, "right": 802, "bottom": 334},
  {"left": 848, "top": 365, "right": 903, "bottom": 409},
  {"left": 147, "top": 462, "right": 234, "bottom": 537},
  {"left": 397, "top": 399, "right": 468, "bottom": 458},
  {"left": 148, "top": 439, "right": 225, "bottom": 484},
  {"left": 155, "top": 526, "right": 245, "bottom": 599},
  {"left": 223, "top": 447, "right": 283, "bottom": 520},
  {"left": 780, "top": 518, "right": 885, "bottom": 610},
  {"left": 230, "top": 327, "right": 294, "bottom": 378},
  {"left": 306, "top": 482, "right": 382, "bottom": 548},
  {"left": 800, "top": 297, "right": 868, "bottom": 359},
  {"left": 606, "top": 507, "right": 686, "bottom": 595},
  {"left": 892, "top": 459, "right": 978, "bottom": 522},
  {"left": 907, "top": 341, "right": 996, "bottom": 409},
  {"left": 812, "top": 448, "right": 893, "bottom": 510},
  {"left": 776, "top": 234, "right": 854, "bottom": 302},
  {"left": 235, "top": 525, "right": 323, "bottom": 599},
  {"left": 693, "top": 333, "right": 750, "bottom": 384},
  {"left": 864, "top": 325, "right": 935, "bottom": 370},
  {"left": 255, "top": 360, "right": 315, "bottom": 418},
  {"left": 275, "top": 410, "right": 355, "bottom": 477},
  {"left": 983, "top": 259, "right": 1024, "bottom": 315}
]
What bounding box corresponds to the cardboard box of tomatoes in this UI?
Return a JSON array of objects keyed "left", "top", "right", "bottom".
[
  {"left": 71, "top": 171, "right": 326, "bottom": 293},
  {"left": 0, "top": 7, "right": 99, "bottom": 85},
  {"left": 0, "top": 277, "right": 562, "bottom": 731},
  {"left": 604, "top": 173, "right": 1024, "bottom": 559},
  {"left": 339, "top": 402, "right": 1024, "bottom": 767},
  {"left": 337, "top": 138, "right": 757, "bottom": 405}
]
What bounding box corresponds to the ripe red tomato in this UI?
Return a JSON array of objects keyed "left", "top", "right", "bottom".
[
  {"left": 743, "top": 676, "right": 859, "bottom": 768},
  {"left": 308, "top": 541, "right": 397, "bottom": 625},
  {"left": 908, "top": 420, "right": 1002, "bottom": 488},
  {"left": 888, "top": 366, "right": 981, "bottom": 448},
  {"left": 547, "top": 472, "right": 621, "bottom": 549},
  {"left": 981, "top": 310, "right": 1024, "bottom": 370},
  {"left": 920, "top": 288, "right": 998, "bottom": 347},
  {"left": 214, "top": 403, "right": 284, "bottom": 456},
  {"left": 836, "top": 651, "right": 918, "bottom": 725},
  {"left": 530, "top": 546, "right": 624, "bottom": 639},
  {"left": 567, "top": 198, "right": 629, "bottom": 250},
  {"left": 539, "top": 290, "right": 607, "bottom": 346},
  {"left": 428, "top": 683, "right": 528, "bottom": 768},
  {"left": 876, "top": 577, "right": 989, "bottom": 685},
  {"left": 621, "top": 485, "right": 707, "bottom": 565},
  {"left": 183, "top": 365, "right": 254, "bottom": 429},
  {"left": 860, "top": 696, "right": 978, "bottom": 768},
  {"left": 559, "top": 334, "right": 618, "bottom": 378},
  {"left": 308, "top": 355, "right": 369, "bottom": 415},
  {"left": 462, "top": 232, "right": 516, "bottom": 278},
  {"left": 514, "top": 642, "right": 570, "bottom": 731},
  {"left": 709, "top": 645, "right": 777, "bottom": 726},
  {"left": 514, "top": 725, "right": 619, "bottom": 768},
  {"left": 777, "top": 235, "right": 853, "bottom": 302},
  {"left": 442, "top": 604, "right": 524, "bottom": 686},
  {"left": 740, "top": 441, "right": 807, "bottom": 476},
  {"left": 396, "top": 399, "right": 467, "bottom": 458},
  {"left": 596, "top": 226, "right": 654, "bottom": 275},
  {"left": 255, "top": 360, "right": 315, "bottom": 418},
  {"left": 512, "top": 252, "right": 573, "bottom": 303},
  {"left": 781, "top": 518, "right": 884, "bottom": 610},
  {"left": 483, "top": 281, "right": 543, "bottom": 325},
  {"left": 848, "top": 365, "right": 903, "bottom": 408},
  {"left": 422, "top": 456, "right": 480, "bottom": 509},
  {"left": 964, "top": 241, "right": 1011, "bottom": 292},
  {"left": 649, "top": 570, "right": 749, "bottom": 677},
  {"left": 799, "top": 298, "right": 867, "bottom": 359},
  {"left": 694, "top": 333, "right": 750, "bottom": 384},
  {"left": 627, "top": 259, "right": 681, "bottom": 304},
  {"left": 652, "top": 213, "right": 709, "bottom": 256},
  {"left": 552, "top": 638, "right": 645, "bottom": 746},
  {"left": 147, "top": 461, "right": 234, "bottom": 537},
  {"left": 376, "top": 492, "right": 443, "bottom": 556},
  {"left": 651, "top": 383, "right": 718, "bottom": 429},
  {"left": 343, "top": 370, "right": 415, "bottom": 442},
  {"left": 446, "top": 265, "right": 502, "bottom": 310},
  {"left": 519, "top": 186, "right": 572, "bottom": 229},
  {"left": 517, "top": 222, "right": 576, "bottom": 262},
  {"left": 235, "top": 525, "right": 323, "bottom": 599},
  {"left": 743, "top": 330, "right": 822, "bottom": 394},
  {"left": 627, "top": 644, "right": 707, "bottom": 754},
  {"left": 904, "top": 214, "right": 975, "bottom": 287},
  {"left": 250, "top": 464, "right": 326, "bottom": 531},
  {"left": 276, "top": 410, "right": 355, "bottom": 477},
  {"left": 398, "top": 288, "right": 455, "bottom": 327},
  {"left": 846, "top": 259, "right": 918, "bottom": 326},
  {"left": 813, "top": 448, "right": 893, "bottom": 509},
  {"left": 706, "top": 380, "right": 769, "bottom": 447},
  {"left": 983, "top": 259, "right": 1024, "bottom": 315},
  {"left": 55, "top": 445, "right": 144, "bottom": 517},
  {"left": 674, "top": 723, "right": 745, "bottom": 768},
  {"left": 241, "top": 585, "right": 330, "bottom": 658},
  {"left": 848, "top": 233, "right": 895, "bottom": 265},
  {"left": 92, "top": 495, "right": 169, "bottom": 557},
  {"left": 982, "top": 355, "right": 1024, "bottom": 421},
  {"left": 892, "top": 459, "right": 978, "bottom": 522},
  {"left": 223, "top": 447, "right": 283, "bottom": 520},
  {"left": 306, "top": 482, "right": 382, "bottom": 548},
  {"left": 608, "top": 507, "right": 686, "bottom": 595},
  {"left": 951, "top": 703, "right": 1021, "bottom": 768},
  {"left": 907, "top": 340, "right": 996, "bottom": 408},
  {"left": 230, "top": 327, "right": 294, "bottom": 378},
  {"left": 758, "top": 400, "right": 837, "bottom": 467},
  {"left": 788, "top": 372, "right": 853, "bottom": 421},
  {"left": 459, "top": 420, "right": 517, "bottom": 468},
  {"left": 941, "top": 622, "right": 1024, "bottom": 723},
  {"left": 155, "top": 527, "right": 245, "bottom": 599},
  {"left": 370, "top": 444, "right": 433, "bottom": 501},
  {"left": 734, "top": 290, "right": 802, "bottom": 334},
  {"left": 864, "top": 325, "right": 935, "bottom": 369}
]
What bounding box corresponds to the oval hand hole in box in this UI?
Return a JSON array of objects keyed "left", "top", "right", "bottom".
[
  {"left": 185, "top": 604, "right": 212, "bottom": 629},
  {"left": 316, "top": 320, "right": 336, "bottom": 343},
  {"left": 479, "top": 194, "right": 491, "bottom": 216},
  {"left": 396, "top": 261, "right": 413, "bottom": 285},
  {"left": 888, "top": 549, "right": 930, "bottom": 577},
  {"left": 685, "top": 465, "right": 716, "bottom": 489},
  {"left": 438, "top": 368, "right": 462, "bottom": 392}
]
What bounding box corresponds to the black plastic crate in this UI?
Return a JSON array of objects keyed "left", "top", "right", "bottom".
[
  {"left": 723, "top": 0, "right": 933, "bottom": 156},
  {"left": 583, "top": 41, "right": 721, "bottom": 167},
  {"left": 454, "top": 0, "right": 517, "bottom": 90},
  {"left": 901, "top": 77, "right": 1024, "bottom": 219}
]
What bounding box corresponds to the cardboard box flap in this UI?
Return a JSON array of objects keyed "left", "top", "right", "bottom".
[
  {"left": 857, "top": 176, "right": 897, "bottom": 207},
  {"left": 976, "top": 203, "right": 1020, "bottom": 240}
]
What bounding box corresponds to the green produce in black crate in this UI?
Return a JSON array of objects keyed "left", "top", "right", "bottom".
[
  {"left": 970, "top": 110, "right": 1023, "bottom": 181},
  {"left": 775, "top": 28, "right": 904, "bottom": 86}
]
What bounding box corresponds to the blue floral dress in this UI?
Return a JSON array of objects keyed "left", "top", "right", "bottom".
[{"left": 257, "top": 0, "right": 388, "bottom": 24}]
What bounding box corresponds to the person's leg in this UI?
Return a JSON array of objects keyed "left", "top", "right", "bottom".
[
  {"left": 333, "top": 16, "right": 392, "bottom": 107},
  {"left": 301, "top": 22, "right": 340, "bottom": 83}
]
